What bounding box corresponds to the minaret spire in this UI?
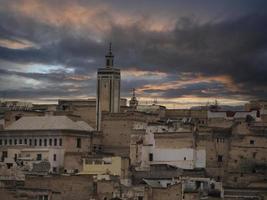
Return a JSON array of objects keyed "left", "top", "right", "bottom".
[
  {"left": 105, "top": 42, "right": 114, "bottom": 68},
  {"left": 109, "top": 42, "right": 112, "bottom": 54}
]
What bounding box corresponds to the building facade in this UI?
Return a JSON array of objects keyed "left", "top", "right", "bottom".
[{"left": 0, "top": 115, "right": 98, "bottom": 173}]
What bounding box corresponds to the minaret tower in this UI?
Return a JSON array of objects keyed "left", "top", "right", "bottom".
[{"left": 96, "top": 43, "right": 121, "bottom": 130}]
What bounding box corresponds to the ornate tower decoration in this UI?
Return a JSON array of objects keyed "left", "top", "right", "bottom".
[
  {"left": 129, "top": 88, "right": 138, "bottom": 109},
  {"left": 96, "top": 43, "right": 121, "bottom": 130}
]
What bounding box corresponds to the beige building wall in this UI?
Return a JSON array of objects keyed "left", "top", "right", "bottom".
[
  {"left": 154, "top": 133, "right": 194, "bottom": 149},
  {"left": 226, "top": 132, "right": 267, "bottom": 187},
  {"left": 101, "top": 112, "right": 159, "bottom": 156},
  {"left": 144, "top": 183, "right": 182, "bottom": 200},
  {"left": 165, "top": 109, "right": 207, "bottom": 124},
  {"left": 24, "top": 176, "right": 94, "bottom": 200},
  {"left": 196, "top": 129, "right": 231, "bottom": 182}
]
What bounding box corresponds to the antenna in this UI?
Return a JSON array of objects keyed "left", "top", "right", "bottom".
[
  {"left": 215, "top": 99, "right": 218, "bottom": 106},
  {"left": 153, "top": 98, "right": 158, "bottom": 105},
  {"left": 132, "top": 88, "right": 136, "bottom": 97}
]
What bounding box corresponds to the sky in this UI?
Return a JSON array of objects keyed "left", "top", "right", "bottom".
[{"left": 0, "top": 0, "right": 267, "bottom": 108}]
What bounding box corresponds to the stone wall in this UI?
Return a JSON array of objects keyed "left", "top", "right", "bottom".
[
  {"left": 24, "top": 175, "right": 94, "bottom": 200},
  {"left": 144, "top": 183, "right": 182, "bottom": 200}
]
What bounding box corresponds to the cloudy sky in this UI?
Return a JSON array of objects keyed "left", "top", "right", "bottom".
[{"left": 0, "top": 0, "right": 267, "bottom": 108}]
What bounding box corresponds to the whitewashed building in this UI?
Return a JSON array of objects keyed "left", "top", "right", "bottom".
[{"left": 131, "top": 122, "right": 206, "bottom": 170}]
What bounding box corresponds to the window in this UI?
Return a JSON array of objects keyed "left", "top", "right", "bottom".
[
  {"left": 59, "top": 138, "right": 62, "bottom": 146},
  {"left": 149, "top": 153, "right": 153, "bottom": 161},
  {"left": 49, "top": 138, "right": 52, "bottom": 146},
  {"left": 211, "top": 183, "right": 215, "bottom": 189},
  {"left": 7, "top": 163, "right": 13, "bottom": 169},
  {"left": 44, "top": 139, "right": 47, "bottom": 146},
  {"left": 2, "top": 151, "right": 7, "bottom": 158},
  {"left": 54, "top": 138, "right": 57, "bottom": 146},
  {"left": 95, "top": 160, "right": 102, "bottom": 164},
  {"left": 1, "top": 151, "right": 7, "bottom": 162},
  {"left": 19, "top": 139, "right": 22, "bottom": 144},
  {"left": 24, "top": 139, "right": 27, "bottom": 145},
  {"left": 253, "top": 152, "right": 257, "bottom": 159},
  {"left": 14, "top": 139, "right": 17, "bottom": 145},
  {"left": 53, "top": 167, "right": 57, "bottom": 173},
  {"left": 15, "top": 115, "right": 21, "bottom": 121},
  {"left": 218, "top": 155, "right": 223, "bottom": 162},
  {"left": 53, "top": 154, "right": 56, "bottom": 161},
  {"left": 76, "top": 138, "right": 81, "bottom": 148},
  {"left": 29, "top": 139, "right": 32, "bottom": 146},
  {"left": 39, "top": 139, "right": 42, "bottom": 146},
  {"left": 4, "top": 139, "right": 7, "bottom": 145},
  {"left": 184, "top": 157, "right": 186, "bottom": 160},
  {"left": 34, "top": 139, "right": 37, "bottom": 146},
  {"left": 0, "top": 139, "right": 2, "bottom": 145},
  {"left": 217, "top": 138, "right": 224, "bottom": 143},
  {"left": 9, "top": 139, "right": 12, "bottom": 145},
  {"left": 36, "top": 154, "right": 42, "bottom": 161},
  {"left": 38, "top": 195, "right": 48, "bottom": 200},
  {"left": 250, "top": 140, "right": 255, "bottom": 145}
]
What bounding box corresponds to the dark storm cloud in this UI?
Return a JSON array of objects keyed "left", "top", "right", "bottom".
[
  {"left": 0, "top": 87, "right": 81, "bottom": 99},
  {"left": 0, "top": 5, "right": 58, "bottom": 44},
  {"left": 0, "top": 41, "right": 102, "bottom": 73},
  {"left": 109, "top": 14, "right": 267, "bottom": 99},
  {"left": 0, "top": 0, "right": 267, "bottom": 103},
  {"left": 0, "top": 68, "right": 90, "bottom": 83}
]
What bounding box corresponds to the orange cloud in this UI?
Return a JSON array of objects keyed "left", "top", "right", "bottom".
[
  {"left": 0, "top": 38, "right": 37, "bottom": 49},
  {"left": 8, "top": 0, "right": 175, "bottom": 36},
  {"left": 136, "top": 74, "right": 239, "bottom": 93},
  {"left": 9, "top": 0, "right": 110, "bottom": 36},
  {"left": 122, "top": 68, "right": 168, "bottom": 79},
  {"left": 64, "top": 75, "right": 91, "bottom": 81}
]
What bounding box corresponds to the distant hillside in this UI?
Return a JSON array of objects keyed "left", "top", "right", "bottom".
[{"left": 190, "top": 105, "right": 244, "bottom": 111}]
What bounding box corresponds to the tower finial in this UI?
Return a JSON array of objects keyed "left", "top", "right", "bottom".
[
  {"left": 105, "top": 42, "right": 114, "bottom": 67},
  {"left": 130, "top": 88, "right": 138, "bottom": 108},
  {"left": 109, "top": 42, "right": 112, "bottom": 54}
]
